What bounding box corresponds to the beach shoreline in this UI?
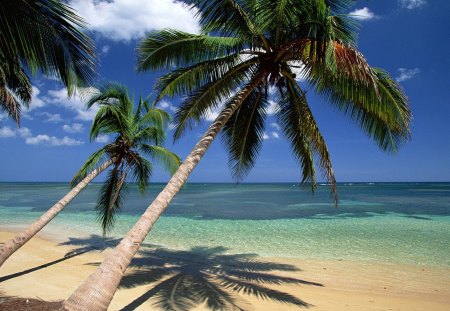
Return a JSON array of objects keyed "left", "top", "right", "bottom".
[{"left": 1, "top": 231, "right": 449, "bottom": 310}]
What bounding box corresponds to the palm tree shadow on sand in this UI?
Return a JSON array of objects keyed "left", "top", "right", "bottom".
[{"left": 116, "top": 246, "right": 323, "bottom": 311}]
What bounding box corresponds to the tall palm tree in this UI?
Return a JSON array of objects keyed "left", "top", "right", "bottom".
[
  {"left": 0, "top": 83, "right": 180, "bottom": 267},
  {"left": 0, "top": 0, "right": 96, "bottom": 124},
  {"left": 64, "top": 1, "right": 411, "bottom": 309}
]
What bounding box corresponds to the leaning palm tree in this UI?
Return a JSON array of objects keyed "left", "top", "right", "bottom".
[
  {"left": 0, "top": 0, "right": 96, "bottom": 124},
  {"left": 0, "top": 83, "right": 180, "bottom": 267},
  {"left": 65, "top": 1, "right": 411, "bottom": 309}
]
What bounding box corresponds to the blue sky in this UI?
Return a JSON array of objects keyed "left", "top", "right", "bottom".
[{"left": 1, "top": 0, "right": 449, "bottom": 182}]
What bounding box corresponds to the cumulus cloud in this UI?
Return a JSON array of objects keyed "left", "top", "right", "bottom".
[
  {"left": 25, "top": 135, "right": 84, "bottom": 146},
  {"left": 159, "top": 100, "right": 178, "bottom": 113},
  {"left": 101, "top": 45, "right": 110, "bottom": 54},
  {"left": 400, "top": 0, "right": 426, "bottom": 9},
  {"left": 0, "top": 126, "right": 83, "bottom": 146},
  {"left": 349, "top": 7, "right": 376, "bottom": 20},
  {"left": 38, "top": 112, "right": 63, "bottom": 123},
  {"left": 396, "top": 68, "right": 420, "bottom": 82},
  {"left": 263, "top": 131, "right": 280, "bottom": 140},
  {"left": 0, "top": 127, "right": 16, "bottom": 138},
  {"left": 29, "top": 86, "right": 48, "bottom": 111},
  {"left": 270, "top": 123, "right": 281, "bottom": 130},
  {"left": 46, "top": 87, "right": 100, "bottom": 121},
  {"left": 95, "top": 134, "right": 110, "bottom": 143},
  {"left": 69, "top": 0, "right": 199, "bottom": 41},
  {"left": 63, "top": 123, "right": 84, "bottom": 133}
]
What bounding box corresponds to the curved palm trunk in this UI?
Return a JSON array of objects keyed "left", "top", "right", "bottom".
[
  {"left": 64, "top": 72, "right": 267, "bottom": 311},
  {"left": 0, "top": 159, "right": 114, "bottom": 268}
]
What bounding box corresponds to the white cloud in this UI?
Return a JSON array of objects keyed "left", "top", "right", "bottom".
[
  {"left": 0, "top": 127, "right": 16, "bottom": 138},
  {"left": 0, "top": 126, "right": 32, "bottom": 138},
  {"left": 270, "top": 123, "right": 280, "bottom": 130},
  {"left": 159, "top": 100, "right": 178, "bottom": 113},
  {"left": 69, "top": 0, "right": 200, "bottom": 41},
  {"left": 17, "top": 127, "right": 32, "bottom": 138},
  {"left": 0, "top": 126, "right": 83, "bottom": 146},
  {"left": 63, "top": 123, "right": 84, "bottom": 133},
  {"left": 267, "top": 101, "right": 279, "bottom": 115},
  {"left": 400, "top": 0, "right": 426, "bottom": 9},
  {"left": 46, "top": 87, "right": 99, "bottom": 121},
  {"left": 101, "top": 45, "right": 110, "bottom": 54},
  {"left": 396, "top": 68, "right": 420, "bottom": 82},
  {"left": 25, "top": 135, "right": 84, "bottom": 146},
  {"left": 349, "top": 7, "right": 376, "bottom": 20},
  {"left": 262, "top": 131, "right": 280, "bottom": 140},
  {"left": 95, "top": 134, "right": 110, "bottom": 143},
  {"left": 29, "top": 86, "right": 47, "bottom": 111},
  {"left": 38, "top": 112, "right": 63, "bottom": 123}
]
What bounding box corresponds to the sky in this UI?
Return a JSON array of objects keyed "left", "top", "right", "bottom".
[{"left": 0, "top": 0, "right": 449, "bottom": 183}]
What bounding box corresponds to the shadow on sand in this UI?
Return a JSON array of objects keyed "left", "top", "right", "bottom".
[
  {"left": 116, "top": 246, "right": 323, "bottom": 310},
  {"left": 0, "top": 235, "right": 121, "bottom": 283}
]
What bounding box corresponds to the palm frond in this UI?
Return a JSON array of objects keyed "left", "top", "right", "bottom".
[
  {"left": 173, "top": 60, "right": 257, "bottom": 140},
  {"left": 138, "top": 30, "right": 244, "bottom": 71},
  {"left": 96, "top": 166, "right": 127, "bottom": 236},
  {"left": 307, "top": 43, "right": 411, "bottom": 152},
  {"left": 154, "top": 54, "right": 241, "bottom": 102},
  {"left": 140, "top": 144, "right": 181, "bottom": 176},
  {"left": 279, "top": 74, "right": 337, "bottom": 203},
  {"left": 127, "top": 154, "right": 152, "bottom": 194},
  {"left": 222, "top": 88, "right": 268, "bottom": 181},
  {"left": 71, "top": 146, "right": 110, "bottom": 187},
  {"left": 184, "top": 0, "right": 268, "bottom": 49},
  {"left": 0, "top": 0, "right": 96, "bottom": 94}
]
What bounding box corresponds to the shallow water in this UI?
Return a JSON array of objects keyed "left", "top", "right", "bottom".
[{"left": 1, "top": 182, "right": 449, "bottom": 267}]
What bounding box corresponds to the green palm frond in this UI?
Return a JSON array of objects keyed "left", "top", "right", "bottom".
[
  {"left": 138, "top": 30, "right": 244, "bottom": 71},
  {"left": 138, "top": 0, "right": 411, "bottom": 206},
  {"left": 127, "top": 154, "right": 152, "bottom": 194},
  {"left": 71, "top": 146, "right": 109, "bottom": 187},
  {"left": 222, "top": 88, "right": 268, "bottom": 181},
  {"left": 279, "top": 75, "right": 337, "bottom": 203},
  {"left": 140, "top": 144, "right": 181, "bottom": 175},
  {"left": 154, "top": 54, "right": 242, "bottom": 102},
  {"left": 0, "top": 0, "right": 96, "bottom": 95},
  {"left": 308, "top": 44, "right": 411, "bottom": 152},
  {"left": 173, "top": 59, "right": 257, "bottom": 140},
  {"left": 184, "top": 0, "right": 267, "bottom": 48},
  {"left": 96, "top": 166, "right": 127, "bottom": 236},
  {"left": 80, "top": 82, "right": 180, "bottom": 233}
]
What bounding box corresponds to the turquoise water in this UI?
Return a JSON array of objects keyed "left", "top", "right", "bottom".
[{"left": 0, "top": 182, "right": 449, "bottom": 267}]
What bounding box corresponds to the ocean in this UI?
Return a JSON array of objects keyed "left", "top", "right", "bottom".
[{"left": 0, "top": 182, "right": 449, "bottom": 267}]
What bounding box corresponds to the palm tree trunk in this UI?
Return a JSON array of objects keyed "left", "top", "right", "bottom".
[
  {"left": 0, "top": 159, "right": 114, "bottom": 268},
  {"left": 64, "top": 71, "right": 267, "bottom": 311}
]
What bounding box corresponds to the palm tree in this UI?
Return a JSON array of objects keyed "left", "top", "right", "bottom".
[
  {"left": 0, "top": 83, "right": 180, "bottom": 267},
  {"left": 0, "top": 0, "right": 96, "bottom": 124},
  {"left": 64, "top": 1, "right": 411, "bottom": 309}
]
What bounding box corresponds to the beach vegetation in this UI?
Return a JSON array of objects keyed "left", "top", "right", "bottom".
[
  {"left": 0, "top": 0, "right": 96, "bottom": 124},
  {"left": 65, "top": 1, "right": 411, "bottom": 309},
  {"left": 0, "top": 82, "right": 180, "bottom": 267}
]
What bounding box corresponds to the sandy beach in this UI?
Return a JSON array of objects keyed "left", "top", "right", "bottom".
[{"left": 1, "top": 231, "right": 449, "bottom": 311}]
